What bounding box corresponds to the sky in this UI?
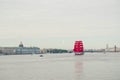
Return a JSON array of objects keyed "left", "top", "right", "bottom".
[{"left": 0, "top": 0, "right": 120, "bottom": 49}]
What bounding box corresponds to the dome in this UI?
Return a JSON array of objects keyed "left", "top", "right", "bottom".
[{"left": 19, "top": 42, "right": 24, "bottom": 47}]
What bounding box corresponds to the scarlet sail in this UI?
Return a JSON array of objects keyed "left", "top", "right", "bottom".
[{"left": 73, "top": 41, "right": 84, "bottom": 55}]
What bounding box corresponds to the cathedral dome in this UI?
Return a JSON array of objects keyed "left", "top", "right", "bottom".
[{"left": 19, "top": 42, "right": 24, "bottom": 47}]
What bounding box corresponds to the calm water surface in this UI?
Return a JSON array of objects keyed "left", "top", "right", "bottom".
[{"left": 0, "top": 53, "right": 120, "bottom": 80}]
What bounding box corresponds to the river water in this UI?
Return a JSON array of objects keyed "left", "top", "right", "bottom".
[{"left": 0, "top": 53, "right": 120, "bottom": 80}]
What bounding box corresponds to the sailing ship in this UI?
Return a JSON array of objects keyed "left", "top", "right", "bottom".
[{"left": 73, "top": 41, "right": 84, "bottom": 55}]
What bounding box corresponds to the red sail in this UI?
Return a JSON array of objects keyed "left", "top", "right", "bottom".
[{"left": 73, "top": 41, "right": 84, "bottom": 55}]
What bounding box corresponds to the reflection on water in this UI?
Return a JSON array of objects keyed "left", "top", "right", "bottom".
[{"left": 75, "top": 61, "right": 83, "bottom": 80}]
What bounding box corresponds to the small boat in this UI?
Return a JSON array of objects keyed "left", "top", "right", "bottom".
[
  {"left": 40, "top": 55, "right": 43, "bottom": 57},
  {"left": 73, "top": 40, "right": 84, "bottom": 55}
]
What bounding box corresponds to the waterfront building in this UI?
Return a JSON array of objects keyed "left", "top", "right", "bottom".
[
  {"left": 15, "top": 47, "right": 40, "bottom": 54},
  {"left": 0, "top": 47, "right": 16, "bottom": 55},
  {"left": 0, "top": 42, "right": 40, "bottom": 55}
]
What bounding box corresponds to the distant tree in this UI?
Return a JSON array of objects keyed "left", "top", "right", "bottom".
[{"left": 47, "top": 49, "right": 68, "bottom": 53}]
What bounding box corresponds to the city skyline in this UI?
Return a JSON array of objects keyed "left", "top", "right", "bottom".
[{"left": 0, "top": 0, "right": 120, "bottom": 49}]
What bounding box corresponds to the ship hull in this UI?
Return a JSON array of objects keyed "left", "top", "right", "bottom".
[{"left": 75, "top": 52, "right": 84, "bottom": 55}]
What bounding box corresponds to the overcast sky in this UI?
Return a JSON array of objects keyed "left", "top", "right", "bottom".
[{"left": 0, "top": 0, "right": 120, "bottom": 49}]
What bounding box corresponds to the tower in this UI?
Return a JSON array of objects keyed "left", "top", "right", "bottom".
[
  {"left": 106, "top": 44, "right": 109, "bottom": 52},
  {"left": 114, "top": 45, "right": 117, "bottom": 52}
]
